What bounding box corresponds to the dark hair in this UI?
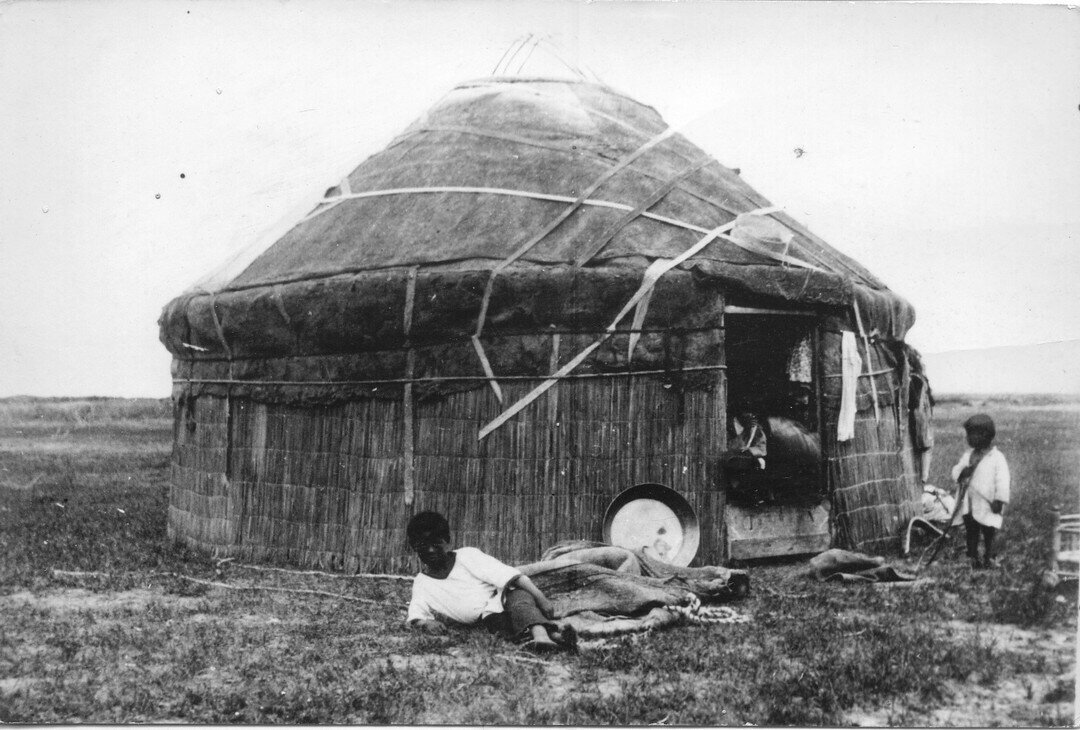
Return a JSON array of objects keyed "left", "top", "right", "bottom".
[
  {"left": 735, "top": 412, "right": 760, "bottom": 428},
  {"left": 407, "top": 511, "right": 450, "bottom": 544},
  {"left": 963, "top": 413, "right": 996, "bottom": 441}
]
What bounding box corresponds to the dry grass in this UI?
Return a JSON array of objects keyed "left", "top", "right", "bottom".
[{"left": 0, "top": 395, "right": 1075, "bottom": 725}]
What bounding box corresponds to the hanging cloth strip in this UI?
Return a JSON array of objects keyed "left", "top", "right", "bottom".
[
  {"left": 837, "top": 331, "right": 862, "bottom": 442},
  {"left": 786, "top": 333, "right": 814, "bottom": 384},
  {"left": 477, "top": 205, "right": 780, "bottom": 440},
  {"left": 852, "top": 300, "right": 881, "bottom": 421}
]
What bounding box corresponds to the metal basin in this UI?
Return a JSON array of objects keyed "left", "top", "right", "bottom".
[{"left": 602, "top": 483, "right": 700, "bottom": 567}]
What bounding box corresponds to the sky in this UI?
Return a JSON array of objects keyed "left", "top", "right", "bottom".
[{"left": 1, "top": 0, "right": 1078, "bottom": 398}]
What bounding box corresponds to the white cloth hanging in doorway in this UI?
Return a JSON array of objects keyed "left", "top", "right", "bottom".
[
  {"left": 838, "top": 331, "right": 862, "bottom": 442},
  {"left": 786, "top": 333, "right": 813, "bottom": 384}
]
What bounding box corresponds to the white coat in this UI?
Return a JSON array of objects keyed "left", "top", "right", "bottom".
[{"left": 951, "top": 446, "right": 1010, "bottom": 529}]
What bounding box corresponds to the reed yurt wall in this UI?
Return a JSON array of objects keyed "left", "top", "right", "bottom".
[
  {"left": 165, "top": 268, "right": 730, "bottom": 572},
  {"left": 820, "top": 320, "right": 921, "bottom": 554},
  {"left": 169, "top": 394, "right": 231, "bottom": 556},
  {"left": 167, "top": 349, "right": 729, "bottom": 572}
]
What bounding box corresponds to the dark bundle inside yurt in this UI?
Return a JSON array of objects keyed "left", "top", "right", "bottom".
[{"left": 159, "top": 77, "right": 924, "bottom": 572}]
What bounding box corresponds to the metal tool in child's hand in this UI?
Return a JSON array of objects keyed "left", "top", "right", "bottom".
[
  {"left": 914, "top": 449, "right": 985, "bottom": 573},
  {"left": 914, "top": 481, "right": 967, "bottom": 573}
]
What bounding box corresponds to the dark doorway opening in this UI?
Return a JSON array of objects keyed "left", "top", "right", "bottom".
[{"left": 724, "top": 310, "right": 823, "bottom": 506}]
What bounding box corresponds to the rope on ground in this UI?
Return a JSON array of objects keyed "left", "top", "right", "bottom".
[
  {"left": 48, "top": 568, "right": 388, "bottom": 605},
  {"left": 223, "top": 560, "right": 412, "bottom": 581},
  {"left": 495, "top": 652, "right": 554, "bottom": 667},
  {"left": 155, "top": 572, "right": 383, "bottom": 605},
  {"left": 756, "top": 586, "right": 812, "bottom": 600},
  {"left": 674, "top": 595, "right": 751, "bottom": 625},
  {"left": 51, "top": 569, "right": 110, "bottom": 580}
]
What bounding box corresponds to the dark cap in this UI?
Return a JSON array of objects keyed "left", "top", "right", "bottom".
[{"left": 963, "top": 413, "right": 996, "bottom": 440}]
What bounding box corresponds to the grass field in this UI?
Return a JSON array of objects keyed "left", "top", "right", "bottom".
[{"left": 0, "top": 395, "right": 1076, "bottom": 725}]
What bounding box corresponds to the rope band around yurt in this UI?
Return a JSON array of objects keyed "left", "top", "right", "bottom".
[
  {"left": 297, "top": 185, "right": 823, "bottom": 276},
  {"left": 170, "top": 363, "right": 729, "bottom": 389}
]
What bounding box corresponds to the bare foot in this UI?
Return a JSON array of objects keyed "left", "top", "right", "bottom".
[
  {"left": 529, "top": 624, "right": 554, "bottom": 642},
  {"left": 524, "top": 624, "right": 560, "bottom": 652},
  {"left": 523, "top": 637, "right": 560, "bottom": 654},
  {"left": 550, "top": 624, "right": 577, "bottom": 651}
]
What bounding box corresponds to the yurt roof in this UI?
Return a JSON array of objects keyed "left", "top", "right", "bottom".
[{"left": 161, "top": 77, "right": 915, "bottom": 369}]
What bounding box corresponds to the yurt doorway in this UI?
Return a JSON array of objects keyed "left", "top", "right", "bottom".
[{"left": 722, "top": 306, "right": 830, "bottom": 560}]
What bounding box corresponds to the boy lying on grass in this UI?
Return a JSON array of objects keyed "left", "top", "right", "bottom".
[{"left": 405, "top": 511, "right": 575, "bottom": 653}]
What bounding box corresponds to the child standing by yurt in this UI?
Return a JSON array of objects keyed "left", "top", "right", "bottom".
[{"left": 951, "top": 414, "right": 1010, "bottom": 569}]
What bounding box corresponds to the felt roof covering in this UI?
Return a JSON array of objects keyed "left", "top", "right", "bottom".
[{"left": 160, "top": 77, "right": 915, "bottom": 368}]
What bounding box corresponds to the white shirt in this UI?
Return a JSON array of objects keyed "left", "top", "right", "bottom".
[
  {"left": 406, "top": 547, "right": 520, "bottom": 625},
  {"left": 951, "top": 447, "right": 1010, "bottom": 529}
]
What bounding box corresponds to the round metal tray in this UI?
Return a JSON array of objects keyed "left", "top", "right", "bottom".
[{"left": 602, "top": 483, "right": 700, "bottom": 567}]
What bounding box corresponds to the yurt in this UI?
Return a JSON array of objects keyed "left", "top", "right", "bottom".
[{"left": 159, "top": 77, "right": 924, "bottom": 573}]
